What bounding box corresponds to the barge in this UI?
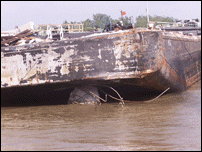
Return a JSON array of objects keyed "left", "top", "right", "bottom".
[{"left": 1, "top": 26, "right": 201, "bottom": 103}]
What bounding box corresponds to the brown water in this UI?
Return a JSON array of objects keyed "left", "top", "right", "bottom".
[{"left": 1, "top": 81, "right": 201, "bottom": 151}]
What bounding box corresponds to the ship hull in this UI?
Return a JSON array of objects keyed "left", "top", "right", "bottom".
[{"left": 1, "top": 29, "right": 201, "bottom": 95}]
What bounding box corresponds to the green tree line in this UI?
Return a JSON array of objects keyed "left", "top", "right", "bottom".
[
  {"left": 63, "top": 14, "right": 177, "bottom": 31},
  {"left": 135, "top": 15, "right": 177, "bottom": 27}
]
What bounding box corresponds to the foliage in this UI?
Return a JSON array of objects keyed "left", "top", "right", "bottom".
[
  {"left": 135, "top": 15, "right": 147, "bottom": 28},
  {"left": 85, "top": 27, "right": 94, "bottom": 31},
  {"left": 63, "top": 14, "right": 177, "bottom": 31},
  {"left": 63, "top": 20, "right": 68, "bottom": 24},
  {"left": 151, "top": 15, "right": 176, "bottom": 22},
  {"left": 135, "top": 15, "right": 177, "bottom": 27},
  {"left": 82, "top": 18, "right": 92, "bottom": 31},
  {"left": 93, "top": 13, "right": 113, "bottom": 30}
]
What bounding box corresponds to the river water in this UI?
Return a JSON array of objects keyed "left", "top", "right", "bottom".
[{"left": 1, "top": 80, "right": 201, "bottom": 151}]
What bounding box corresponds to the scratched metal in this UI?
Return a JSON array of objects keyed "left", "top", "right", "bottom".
[{"left": 1, "top": 29, "right": 201, "bottom": 92}]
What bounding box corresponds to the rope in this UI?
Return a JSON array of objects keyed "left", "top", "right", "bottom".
[
  {"left": 93, "top": 85, "right": 170, "bottom": 104},
  {"left": 143, "top": 87, "right": 170, "bottom": 103},
  {"left": 93, "top": 84, "right": 125, "bottom": 106},
  {"left": 89, "top": 91, "right": 107, "bottom": 102},
  {"left": 67, "top": 85, "right": 170, "bottom": 106}
]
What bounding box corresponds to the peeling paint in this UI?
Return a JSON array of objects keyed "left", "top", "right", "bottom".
[{"left": 1, "top": 29, "right": 201, "bottom": 91}]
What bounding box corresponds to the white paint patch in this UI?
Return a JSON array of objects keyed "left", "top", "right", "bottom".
[{"left": 98, "top": 49, "right": 102, "bottom": 59}]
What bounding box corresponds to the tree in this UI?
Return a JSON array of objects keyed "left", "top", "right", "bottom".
[
  {"left": 111, "top": 19, "right": 119, "bottom": 25},
  {"left": 70, "top": 21, "right": 78, "bottom": 24},
  {"left": 135, "top": 15, "right": 177, "bottom": 27},
  {"left": 63, "top": 20, "right": 68, "bottom": 24},
  {"left": 82, "top": 18, "right": 93, "bottom": 31},
  {"left": 63, "top": 14, "right": 178, "bottom": 31},
  {"left": 93, "top": 13, "right": 113, "bottom": 31},
  {"left": 151, "top": 15, "right": 176, "bottom": 23},
  {"left": 82, "top": 13, "right": 114, "bottom": 31},
  {"left": 135, "top": 15, "right": 148, "bottom": 28}
]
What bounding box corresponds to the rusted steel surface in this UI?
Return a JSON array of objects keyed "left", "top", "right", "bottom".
[
  {"left": 144, "top": 32, "right": 201, "bottom": 91},
  {"left": 162, "top": 32, "right": 201, "bottom": 89},
  {"left": 1, "top": 28, "right": 201, "bottom": 92}
]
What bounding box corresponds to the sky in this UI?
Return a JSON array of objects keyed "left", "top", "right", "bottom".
[{"left": 1, "top": 1, "right": 201, "bottom": 31}]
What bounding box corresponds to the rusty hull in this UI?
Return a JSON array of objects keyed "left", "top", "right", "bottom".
[{"left": 1, "top": 29, "right": 201, "bottom": 93}]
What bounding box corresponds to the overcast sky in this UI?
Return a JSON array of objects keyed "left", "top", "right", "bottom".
[{"left": 1, "top": 1, "right": 201, "bottom": 31}]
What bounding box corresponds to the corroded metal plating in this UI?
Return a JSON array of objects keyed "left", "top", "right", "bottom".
[{"left": 1, "top": 29, "right": 201, "bottom": 92}]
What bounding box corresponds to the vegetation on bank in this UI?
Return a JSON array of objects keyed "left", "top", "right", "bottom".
[{"left": 63, "top": 13, "right": 177, "bottom": 31}]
